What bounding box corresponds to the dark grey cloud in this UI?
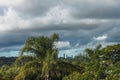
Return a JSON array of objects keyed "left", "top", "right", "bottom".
[
  {"left": 0, "top": 8, "right": 4, "bottom": 15},
  {"left": 61, "top": 0, "right": 120, "bottom": 19},
  {"left": 14, "top": 0, "right": 59, "bottom": 18},
  {"left": 72, "top": 5, "right": 120, "bottom": 19},
  {"left": 0, "top": 6, "right": 7, "bottom": 15},
  {"left": 0, "top": 0, "right": 120, "bottom": 56},
  {"left": 12, "top": 0, "right": 120, "bottom": 19}
]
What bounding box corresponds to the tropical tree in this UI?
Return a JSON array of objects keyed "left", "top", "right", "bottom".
[
  {"left": 85, "top": 44, "right": 102, "bottom": 60},
  {"left": 101, "top": 44, "right": 120, "bottom": 63},
  {"left": 15, "top": 33, "right": 83, "bottom": 80},
  {"left": 83, "top": 44, "right": 108, "bottom": 79},
  {"left": 15, "top": 33, "right": 59, "bottom": 79}
]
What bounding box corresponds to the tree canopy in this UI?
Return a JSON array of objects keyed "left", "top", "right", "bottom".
[{"left": 0, "top": 33, "right": 120, "bottom": 80}]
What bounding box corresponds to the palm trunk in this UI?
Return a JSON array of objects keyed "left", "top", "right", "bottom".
[{"left": 45, "top": 70, "right": 51, "bottom": 80}]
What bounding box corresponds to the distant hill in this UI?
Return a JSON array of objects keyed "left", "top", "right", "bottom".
[{"left": 0, "top": 57, "right": 17, "bottom": 66}]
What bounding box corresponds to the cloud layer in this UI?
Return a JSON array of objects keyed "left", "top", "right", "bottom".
[{"left": 0, "top": 0, "right": 120, "bottom": 56}]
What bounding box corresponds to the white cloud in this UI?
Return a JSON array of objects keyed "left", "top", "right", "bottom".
[
  {"left": 58, "top": 41, "right": 120, "bottom": 57},
  {"left": 0, "top": 51, "right": 19, "bottom": 57},
  {"left": 0, "top": 7, "right": 30, "bottom": 31},
  {"left": 78, "top": 19, "right": 109, "bottom": 24},
  {"left": 94, "top": 35, "right": 107, "bottom": 41},
  {"left": 45, "top": 5, "right": 71, "bottom": 24},
  {"left": 75, "top": 43, "right": 79, "bottom": 47},
  {"left": 54, "top": 41, "right": 70, "bottom": 48},
  {"left": 0, "top": 0, "right": 23, "bottom": 6},
  {"left": 0, "top": 5, "right": 71, "bottom": 32}
]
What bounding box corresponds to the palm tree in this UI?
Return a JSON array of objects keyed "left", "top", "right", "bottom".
[
  {"left": 20, "top": 36, "right": 54, "bottom": 60},
  {"left": 15, "top": 33, "right": 58, "bottom": 80},
  {"left": 15, "top": 33, "right": 83, "bottom": 80}
]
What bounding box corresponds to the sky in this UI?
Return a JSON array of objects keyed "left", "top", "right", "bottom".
[{"left": 0, "top": 0, "right": 120, "bottom": 57}]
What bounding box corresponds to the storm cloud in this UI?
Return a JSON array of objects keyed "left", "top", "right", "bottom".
[{"left": 0, "top": 0, "right": 120, "bottom": 56}]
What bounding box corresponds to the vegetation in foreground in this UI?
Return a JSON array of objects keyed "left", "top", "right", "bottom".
[{"left": 0, "top": 33, "right": 120, "bottom": 80}]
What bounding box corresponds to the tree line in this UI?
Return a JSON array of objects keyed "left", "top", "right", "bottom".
[{"left": 0, "top": 33, "right": 120, "bottom": 80}]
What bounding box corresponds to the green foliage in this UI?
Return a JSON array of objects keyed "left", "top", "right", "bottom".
[
  {"left": 63, "top": 44, "right": 120, "bottom": 80},
  {"left": 106, "top": 61, "right": 120, "bottom": 80},
  {"left": 16, "top": 33, "right": 83, "bottom": 80},
  {"left": 51, "top": 33, "right": 59, "bottom": 41},
  {"left": 102, "top": 44, "right": 120, "bottom": 63},
  {"left": 72, "top": 54, "right": 89, "bottom": 66},
  {"left": 14, "top": 61, "right": 41, "bottom": 80},
  {"left": 0, "top": 34, "right": 120, "bottom": 80},
  {"left": 20, "top": 36, "right": 53, "bottom": 60},
  {"left": 63, "top": 71, "right": 96, "bottom": 80},
  {"left": 0, "top": 65, "right": 19, "bottom": 80},
  {"left": 5, "top": 67, "right": 19, "bottom": 80},
  {"left": 63, "top": 72, "right": 81, "bottom": 80}
]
